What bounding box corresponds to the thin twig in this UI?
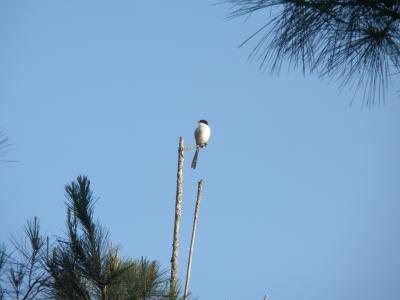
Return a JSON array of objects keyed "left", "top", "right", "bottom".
[{"left": 183, "top": 145, "right": 201, "bottom": 152}]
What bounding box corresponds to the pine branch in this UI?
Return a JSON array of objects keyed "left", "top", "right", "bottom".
[{"left": 227, "top": 0, "right": 400, "bottom": 105}]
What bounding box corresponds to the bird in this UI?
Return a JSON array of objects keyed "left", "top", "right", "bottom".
[{"left": 191, "top": 119, "right": 211, "bottom": 169}]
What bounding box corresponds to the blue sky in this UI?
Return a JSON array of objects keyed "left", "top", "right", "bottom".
[{"left": 1, "top": 1, "right": 400, "bottom": 300}]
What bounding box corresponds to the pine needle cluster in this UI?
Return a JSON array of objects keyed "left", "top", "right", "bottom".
[{"left": 228, "top": 0, "right": 400, "bottom": 105}]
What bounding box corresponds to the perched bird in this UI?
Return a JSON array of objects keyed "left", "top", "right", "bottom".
[{"left": 191, "top": 119, "right": 211, "bottom": 169}]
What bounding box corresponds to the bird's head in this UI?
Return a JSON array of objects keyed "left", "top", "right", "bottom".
[{"left": 198, "top": 119, "right": 209, "bottom": 125}]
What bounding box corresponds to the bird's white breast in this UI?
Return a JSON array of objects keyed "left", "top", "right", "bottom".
[{"left": 195, "top": 123, "right": 211, "bottom": 145}]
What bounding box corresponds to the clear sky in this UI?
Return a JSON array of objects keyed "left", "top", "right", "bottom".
[{"left": 1, "top": 1, "right": 400, "bottom": 300}]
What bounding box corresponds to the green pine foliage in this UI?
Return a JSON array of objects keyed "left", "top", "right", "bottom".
[
  {"left": 227, "top": 0, "right": 400, "bottom": 105},
  {"left": 0, "top": 175, "right": 180, "bottom": 300},
  {"left": 107, "top": 258, "right": 170, "bottom": 300},
  {"left": 0, "top": 218, "right": 49, "bottom": 300}
]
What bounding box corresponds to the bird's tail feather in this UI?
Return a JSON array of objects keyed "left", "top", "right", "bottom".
[{"left": 191, "top": 148, "right": 199, "bottom": 169}]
